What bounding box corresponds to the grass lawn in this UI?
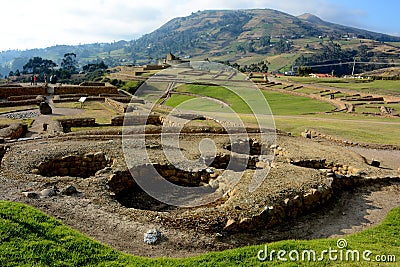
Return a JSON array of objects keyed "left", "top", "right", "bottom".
[
  {"left": 168, "top": 84, "right": 335, "bottom": 115},
  {"left": 262, "top": 90, "right": 335, "bottom": 115},
  {"left": 0, "top": 201, "right": 399, "bottom": 266},
  {"left": 274, "top": 114, "right": 400, "bottom": 145},
  {"left": 53, "top": 101, "right": 120, "bottom": 124}
]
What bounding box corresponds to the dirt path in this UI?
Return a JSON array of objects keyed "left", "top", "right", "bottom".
[{"left": 23, "top": 97, "right": 84, "bottom": 138}]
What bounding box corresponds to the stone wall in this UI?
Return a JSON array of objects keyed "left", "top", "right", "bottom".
[
  {"left": 53, "top": 85, "right": 118, "bottom": 95},
  {"left": 53, "top": 96, "right": 105, "bottom": 103},
  {"left": 0, "top": 86, "right": 46, "bottom": 99},
  {"left": 7, "top": 95, "right": 42, "bottom": 101},
  {"left": 108, "top": 152, "right": 264, "bottom": 195},
  {"left": 122, "top": 114, "right": 165, "bottom": 126},
  {"left": 108, "top": 163, "right": 219, "bottom": 194},
  {"left": 224, "top": 174, "right": 400, "bottom": 232},
  {"left": 111, "top": 114, "right": 164, "bottom": 126},
  {"left": 57, "top": 118, "right": 96, "bottom": 132},
  {"left": 290, "top": 159, "right": 360, "bottom": 176},
  {"left": 0, "top": 99, "right": 41, "bottom": 107},
  {"left": 0, "top": 123, "right": 28, "bottom": 139},
  {"left": 37, "top": 151, "right": 111, "bottom": 178},
  {"left": 105, "top": 98, "right": 127, "bottom": 113},
  {"left": 111, "top": 115, "right": 124, "bottom": 126},
  {"left": 224, "top": 138, "right": 266, "bottom": 155}
]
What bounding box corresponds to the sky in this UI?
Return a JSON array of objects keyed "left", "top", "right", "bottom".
[{"left": 1, "top": 0, "right": 399, "bottom": 51}]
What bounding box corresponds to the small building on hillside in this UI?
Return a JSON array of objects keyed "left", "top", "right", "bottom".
[{"left": 162, "top": 53, "right": 190, "bottom": 67}]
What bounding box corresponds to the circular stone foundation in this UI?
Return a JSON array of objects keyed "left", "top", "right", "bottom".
[{"left": 36, "top": 151, "right": 112, "bottom": 178}]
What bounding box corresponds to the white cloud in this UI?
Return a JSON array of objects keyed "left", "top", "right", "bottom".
[{"left": 0, "top": 0, "right": 395, "bottom": 51}]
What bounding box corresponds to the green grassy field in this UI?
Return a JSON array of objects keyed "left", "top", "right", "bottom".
[
  {"left": 166, "top": 84, "right": 335, "bottom": 115},
  {"left": 1, "top": 201, "right": 398, "bottom": 266},
  {"left": 274, "top": 115, "right": 400, "bottom": 145},
  {"left": 53, "top": 101, "right": 120, "bottom": 124},
  {"left": 262, "top": 90, "right": 335, "bottom": 115}
]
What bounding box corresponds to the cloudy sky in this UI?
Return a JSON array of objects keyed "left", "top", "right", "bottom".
[{"left": 1, "top": 0, "right": 399, "bottom": 51}]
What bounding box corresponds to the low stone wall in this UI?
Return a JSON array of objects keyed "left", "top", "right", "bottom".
[
  {"left": 121, "top": 114, "right": 165, "bottom": 126},
  {"left": 108, "top": 152, "right": 263, "bottom": 195},
  {"left": 225, "top": 138, "right": 266, "bottom": 155},
  {"left": 0, "top": 99, "right": 41, "bottom": 107},
  {"left": 110, "top": 97, "right": 132, "bottom": 103},
  {"left": 53, "top": 85, "right": 118, "bottom": 95},
  {"left": 108, "top": 163, "right": 220, "bottom": 194},
  {"left": 7, "top": 95, "right": 42, "bottom": 101},
  {"left": 53, "top": 96, "right": 105, "bottom": 103},
  {"left": 111, "top": 115, "right": 124, "bottom": 126},
  {"left": 58, "top": 94, "right": 89, "bottom": 98},
  {"left": 224, "top": 174, "right": 400, "bottom": 231},
  {"left": 0, "top": 123, "right": 28, "bottom": 139},
  {"left": 36, "top": 151, "right": 111, "bottom": 178},
  {"left": 290, "top": 159, "right": 360, "bottom": 176},
  {"left": 108, "top": 170, "right": 137, "bottom": 194},
  {"left": 57, "top": 118, "right": 96, "bottom": 132},
  {"left": 204, "top": 153, "right": 260, "bottom": 170},
  {"left": 0, "top": 86, "right": 46, "bottom": 99},
  {"left": 105, "top": 98, "right": 127, "bottom": 113}
]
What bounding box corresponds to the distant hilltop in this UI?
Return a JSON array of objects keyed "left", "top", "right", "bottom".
[{"left": 1, "top": 8, "right": 400, "bottom": 76}]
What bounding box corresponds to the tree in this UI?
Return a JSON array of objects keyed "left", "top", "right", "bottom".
[
  {"left": 22, "top": 57, "right": 57, "bottom": 74},
  {"left": 236, "top": 44, "right": 246, "bottom": 54},
  {"left": 15, "top": 69, "right": 20, "bottom": 76},
  {"left": 274, "top": 39, "right": 292, "bottom": 53},
  {"left": 82, "top": 61, "right": 108, "bottom": 73},
  {"left": 259, "top": 35, "right": 271, "bottom": 47},
  {"left": 61, "top": 53, "right": 78, "bottom": 75},
  {"left": 298, "top": 66, "right": 312, "bottom": 76}
]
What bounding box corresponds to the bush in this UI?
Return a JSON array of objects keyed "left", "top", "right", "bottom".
[{"left": 121, "top": 80, "right": 144, "bottom": 94}]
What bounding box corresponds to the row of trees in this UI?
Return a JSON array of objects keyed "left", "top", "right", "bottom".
[
  {"left": 8, "top": 53, "right": 108, "bottom": 83},
  {"left": 217, "top": 60, "right": 269, "bottom": 73}
]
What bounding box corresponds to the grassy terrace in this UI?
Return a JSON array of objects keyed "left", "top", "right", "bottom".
[
  {"left": 53, "top": 101, "right": 120, "bottom": 124},
  {"left": 283, "top": 77, "right": 400, "bottom": 96},
  {"left": 163, "top": 83, "right": 400, "bottom": 145},
  {"left": 165, "top": 84, "right": 335, "bottom": 115},
  {"left": 1, "top": 201, "right": 398, "bottom": 266}
]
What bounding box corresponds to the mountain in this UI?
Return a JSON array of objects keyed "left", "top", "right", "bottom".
[
  {"left": 1, "top": 8, "right": 399, "bottom": 76},
  {"left": 127, "top": 9, "right": 400, "bottom": 60}
]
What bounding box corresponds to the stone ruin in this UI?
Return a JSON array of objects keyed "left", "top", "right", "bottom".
[
  {"left": 34, "top": 151, "right": 111, "bottom": 178},
  {"left": 39, "top": 101, "right": 52, "bottom": 115},
  {"left": 0, "top": 129, "right": 398, "bottom": 234}
]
